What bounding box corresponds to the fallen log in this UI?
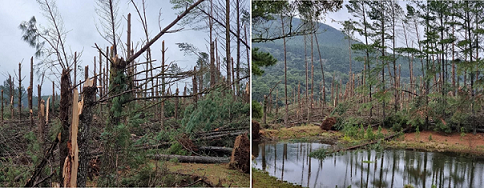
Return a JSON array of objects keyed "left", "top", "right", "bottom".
[
  {"left": 196, "top": 131, "right": 247, "bottom": 141},
  {"left": 148, "top": 154, "right": 230, "bottom": 164},
  {"left": 199, "top": 146, "right": 233, "bottom": 154}
]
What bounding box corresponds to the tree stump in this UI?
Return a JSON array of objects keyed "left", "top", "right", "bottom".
[{"left": 229, "top": 134, "right": 249, "bottom": 173}]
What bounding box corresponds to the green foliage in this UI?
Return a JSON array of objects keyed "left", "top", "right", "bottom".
[
  {"left": 404, "top": 184, "right": 415, "bottom": 188},
  {"left": 376, "top": 126, "right": 384, "bottom": 139},
  {"left": 252, "top": 48, "right": 277, "bottom": 76},
  {"left": 365, "top": 125, "right": 375, "bottom": 141},
  {"left": 308, "top": 148, "right": 328, "bottom": 159},
  {"left": 359, "top": 124, "right": 366, "bottom": 140},
  {"left": 0, "top": 158, "right": 30, "bottom": 186},
  {"left": 384, "top": 113, "right": 408, "bottom": 129},
  {"left": 428, "top": 134, "right": 433, "bottom": 141},
  {"left": 252, "top": 100, "right": 263, "bottom": 119},
  {"left": 24, "top": 131, "right": 40, "bottom": 164},
  {"left": 341, "top": 124, "right": 359, "bottom": 139},
  {"left": 182, "top": 89, "right": 249, "bottom": 133},
  {"left": 168, "top": 142, "right": 188, "bottom": 156},
  {"left": 460, "top": 127, "right": 466, "bottom": 141},
  {"left": 48, "top": 119, "right": 62, "bottom": 141}
]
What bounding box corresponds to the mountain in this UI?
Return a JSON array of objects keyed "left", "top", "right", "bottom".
[{"left": 253, "top": 17, "right": 421, "bottom": 103}]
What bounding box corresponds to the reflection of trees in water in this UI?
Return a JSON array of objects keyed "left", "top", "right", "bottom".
[{"left": 256, "top": 142, "right": 484, "bottom": 188}]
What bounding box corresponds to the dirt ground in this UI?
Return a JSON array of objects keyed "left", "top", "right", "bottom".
[{"left": 403, "top": 130, "right": 484, "bottom": 149}]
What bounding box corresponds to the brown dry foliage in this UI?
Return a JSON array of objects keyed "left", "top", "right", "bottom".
[{"left": 321, "top": 117, "right": 336, "bottom": 131}]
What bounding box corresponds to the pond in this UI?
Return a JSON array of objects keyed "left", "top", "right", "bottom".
[{"left": 252, "top": 141, "right": 484, "bottom": 188}]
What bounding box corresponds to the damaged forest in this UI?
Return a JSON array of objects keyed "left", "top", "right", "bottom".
[{"left": 0, "top": 0, "right": 249, "bottom": 187}]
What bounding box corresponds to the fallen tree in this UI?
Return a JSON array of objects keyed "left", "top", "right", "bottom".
[
  {"left": 332, "top": 127, "right": 411, "bottom": 153},
  {"left": 148, "top": 154, "right": 229, "bottom": 164},
  {"left": 198, "top": 146, "right": 233, "bottom": 155}
]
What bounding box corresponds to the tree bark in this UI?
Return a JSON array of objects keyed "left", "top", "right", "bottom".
[
  {"left": 29, "top": 57, "right": 33, "bottom": 127},
  {"left": 149, "top": 154, "right": 229, "bottom": 164},
  {"left": 78, "top": 79, "right": 96, "bottom": 187},
  {"left": 225, "top": 0, "right": 231, "bottom": 88},
  {"left": 59, "top": 68, "right": 72, "bottom": 185},
  {"left": 18, "top": 63, "right": 22, "bottom": 121}
]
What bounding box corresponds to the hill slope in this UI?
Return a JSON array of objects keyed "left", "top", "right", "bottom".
[{"left": 253, "top": 17, "right": 421, "bottom": 103}]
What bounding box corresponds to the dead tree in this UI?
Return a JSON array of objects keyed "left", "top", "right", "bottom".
[
  {"left": 78, "top": 78, "right": 96, "bottom": 187},
  {"left": 59, "top": 69, "right": 72, "bottom": 184},
  {"left": 161, "top": 41, "right": 166, "bottom": 128},
  {"left": 29, "top": 57, "right": 34, "bottom": 127},
  {"left": 37, "top": 85, "right": 44, "bottom": 143},
  {"left": 1, "top": 90, "right": 3, "bottom": 125},
  {"left": 225, "top": 0, "right": 231, "bottom": 88},
  {"left": 193, "top": 66, "right": 198, "bottom": 108},
  {"left": 18, "top": 63, "right": 22, "bottom": 120}
]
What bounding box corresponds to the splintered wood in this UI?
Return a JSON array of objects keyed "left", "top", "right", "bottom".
[{"left": 63, "top": 88, "right": 80, "bottom": 187}]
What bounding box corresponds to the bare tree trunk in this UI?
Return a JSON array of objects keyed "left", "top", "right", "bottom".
[
  {"left": 1, "top": 90, "right": 3, "bottom": 125},
  {"left": 236, "top": 0, "right": 240, "bottom": 96},
  {"left": 280, "top": 14, "right": 288, "bottom": 127},
  {"left": 263, "top": 95, "right": 267, "bottom": 125},
  {"left": 304, "top": 35, "right": 309, "bottom": 123},
  {"left": 52, "top": 81, "right": 55, "bottom": 117},
  {"left": 18, "top": 63, "right": 22, "bottom": 121},
  {"left": 9, "top": 75, "right": 13, "bottom": 120},
  {"left": 59, "top": 68, "right": 72, "bottom": 184},
  {"left": 210, "top": 0, "right": 215, "bottom": 87},
  {"left": 161, "top": 41, "right": 166, "bottom": 128},
  {"left": 175, "top": 88, "right": 179, "bottom": 119},
  {"left": 193, "top": 66, "right": 198, "bottom": 109},
  {"left": 78, "top": 78, "right": 96, "bottom": 187},
  {"left": 225, "top": 0, "right": 231, "bottom": 88},
  {"left": 38, "top": 85, "right": 44, "bottom": 143},
  {"left": 29, "top": 57, "right": 33, "bottom": 127},
  {"left": 314, "top": 33, "right": 326, "bottom": 116}
]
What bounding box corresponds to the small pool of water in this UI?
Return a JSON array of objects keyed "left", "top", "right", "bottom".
[{"left": 253, "top": 141, "right": 484, "bottom": 188}]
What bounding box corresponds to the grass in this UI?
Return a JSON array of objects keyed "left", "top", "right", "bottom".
[
  {"left": 260, "top": 124, "right": 323, "bottom": 140},
  {"left": 252, "top": 168, "right": 302, "bottom": 188},
  {"left": 166, "top": 162, "right": 250, "bottom": 187}
]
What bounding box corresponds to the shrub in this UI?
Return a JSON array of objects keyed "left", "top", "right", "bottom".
[
  {"left": 365, "top": 125, "right": 375, "bottom": 140},
  {"left": 252, "top": 100, "right": 263, "bottom": 119}
]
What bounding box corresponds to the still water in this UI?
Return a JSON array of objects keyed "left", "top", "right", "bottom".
[{"left": 253, "top": 142, "right": 484, "bottom": 188}]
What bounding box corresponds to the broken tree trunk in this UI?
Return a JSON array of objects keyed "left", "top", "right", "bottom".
[
  {"left": 148, "top": 154, "right": 229, "bottom": 164},
  {"left": 59, "top": 68, "right": 72, "bottom": 184},
  {"left": 29, "top": 57, "right": 33, "bottom": 127},
  {"left": 64, "top": 87, "right": 80, "bottom": 187},
  {"left": 78, "top": 79, "right": 96, "bottom": 187},
  {"left": 18, "top": 63, "right": 22, "bottom": 121},
  {"left": 1, "top": 90, "right": 3, "bottom": 125}
]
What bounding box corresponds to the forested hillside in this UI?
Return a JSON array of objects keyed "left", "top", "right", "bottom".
[{"left": 253, "top": 17, "right": 421, "bottom": 103}]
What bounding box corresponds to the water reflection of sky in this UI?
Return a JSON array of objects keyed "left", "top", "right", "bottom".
[{"left": 253, "top": 142, "right": 484, "bottom": 188}]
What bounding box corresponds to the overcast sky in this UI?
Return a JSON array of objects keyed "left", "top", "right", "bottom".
[{"left": 0, "top": 0, "right": 219, "bottom": 95}]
